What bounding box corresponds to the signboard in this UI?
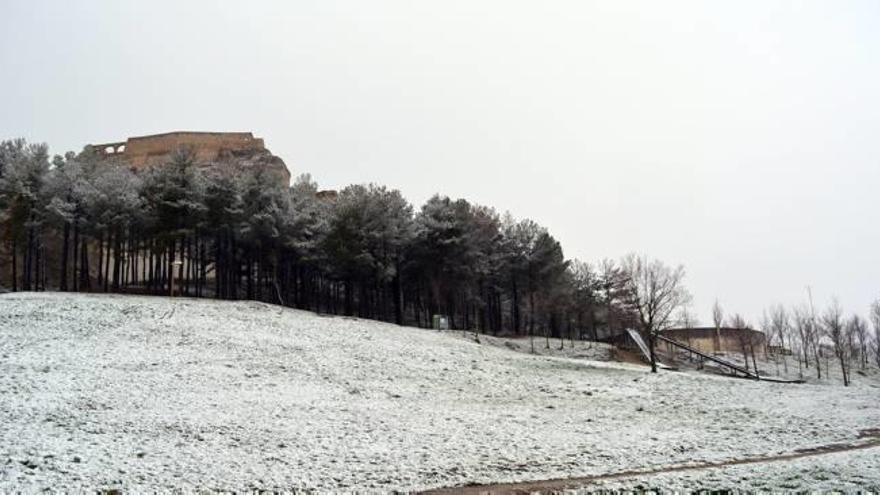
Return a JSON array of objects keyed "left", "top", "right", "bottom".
[{"left": 432, "top": 314, "right": 449, "bottom": 330}]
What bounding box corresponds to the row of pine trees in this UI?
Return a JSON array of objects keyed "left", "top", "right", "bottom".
[{"left": 0, "top": 138, "right": 636, "bottom": 340}]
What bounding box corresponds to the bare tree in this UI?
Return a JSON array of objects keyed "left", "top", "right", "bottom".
[
  {"left": 677, "top": 307, "right": 698, "bottom": 329},
  {"left": 871, "top": 300, "right": 880, "bottom": 368},
  {"left": 620, "top": 254, "right": 691, "bottom": 373},
  {"left": 789, "top": 306, "right": 804, "bottom": 378},
  {"left": 768, "top": 304, "right": 790, "bottom": 373},
  {"left": 712, "top": 299, "right": 724, "bottom": 354},
  {"left": 793, "top": 304, "right": 823, "bottom": 379},
  {"left": 847, "top": 314, "right": 869, "bottom": 370},
  {"left": 873, "top": 331, "right": 880, "bottom": 368},
  {"left": 677, "top": 306, "right": 699, "bottom": 361},
  {"left": 822, "top": 299, "right": 850, "bottom": 386},
  {"left": 730, "top": 313, "right": 760, "bottom": 375},
  {"left": 760, "top": 310, "right": 775, "bottom": 373},
  {"left": 596, "top": 258, "right": 628, "bottom": 338},
  {"left": 730, "top": 313, "right": 748, "bottom": 367}
]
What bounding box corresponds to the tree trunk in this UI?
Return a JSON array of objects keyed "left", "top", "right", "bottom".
[
  {"left": 199, "top": 239, "right": 206, "bottom": 298},
  {"left": 215, "top": 233, "right": 222, "bottom": 298},
  {"left": 72, "top": 221, "right": 79, "bottom": 292},
  {"left": 103, "top": 230, "right": 111, "bottom": 293},
  {"left": 511, "top": 277, "right": 520, "bottom": 334},
  {"left": 243, "top": 253, "right": 251, "bottom": 300},
  {"left": 11, "top": 235, "right": 17, "bottom": 292},
  {"left": 80, "top": 238, "right": 90, "bottom": 290},
  {"left": 168, "top": 239, "right": 176, "bottom": 296},
  {"left": 60, "top": 221, "right": 70, "bottom": 291},
  {"left": 178, "top": 237, "right": 186, "bottom": 297},
  {"left": 112, "top": 227, "right": 121, "bottom": 291},
  {"left": 24, "top": 224, "right": 34, "bottom": 291},
  {"left": 344, "top": 279, "right": 353, "bottom": 316},
  {"left": 96, "top": 231, "right": 104, "bottom": 289},
  {"left": 393, "top": 268, "right": 403, "bottom": 325}
]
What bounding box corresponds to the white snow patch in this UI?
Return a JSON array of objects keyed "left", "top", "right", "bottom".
[{"left": 1, "top": 293, "right": 878, "bottom": 491}]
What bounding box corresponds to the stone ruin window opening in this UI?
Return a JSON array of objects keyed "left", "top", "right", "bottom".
[
  {"left": 104, "top": 146, "right": 116, "bottom": 154},
  {"left": 116, "top": 145, "right": 125, "bottom": 153}
]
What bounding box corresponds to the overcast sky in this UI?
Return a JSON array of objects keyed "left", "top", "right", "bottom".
[{"left": 2, "top": 0, "right": 878, "bottom": 324}]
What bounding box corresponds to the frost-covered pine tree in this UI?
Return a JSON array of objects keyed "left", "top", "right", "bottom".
[
  {"left": 0, "top": 136, "right": 616, "bottom": 343},
  {"left": 43, "top": 152, "right": 88, "bottom": 291},
  {"left": 238, "top": 164, "right": 288, "bottom": 301},
  {"left": 568, "top": 259, "right": 600, "bottom": 341},
  {"left": 0, "top": 139, "right": 50, "bottom": 291},
  {"left": 203, "top": 160, "right": 246, "bottom": 299},
  {"left": 410, "top": 195, "right": 483, "bottom": 328},
  {"left": 139, "top": 147, "right": 206, "bottom": 295},
  {"left": 323, "top": 184, "right": 414, "bottom": 320}
]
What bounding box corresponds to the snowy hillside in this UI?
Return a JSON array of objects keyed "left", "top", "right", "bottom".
[{"left": 1, "top": 293, "right": 879, "bottom": 491}]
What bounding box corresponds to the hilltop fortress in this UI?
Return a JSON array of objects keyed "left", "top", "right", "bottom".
[{"left": 87, "top": 131, "right": 291, "bottom": 186}]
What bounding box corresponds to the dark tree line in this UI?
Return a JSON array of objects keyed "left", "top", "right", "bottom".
[
  {"left": 14, "top": 137, "right": 875, "bottom": 379},
  {"left": 0, "top": 138, "right": 643, "bottom": 343}
]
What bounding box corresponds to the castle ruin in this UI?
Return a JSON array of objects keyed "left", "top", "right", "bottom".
[{"left": 88, "top": 131, "right": 291, "bottom": 186}]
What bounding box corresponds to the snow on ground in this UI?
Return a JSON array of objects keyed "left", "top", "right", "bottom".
[
  {"left": 664, "top": 345, "right": 880, "bottom": 386},
  {"left": 582, "top": 447, "right": 880, "bottom": 491},
  {"left": 1, "top": 292, "right": 879, "bottom": 491},
  {"left": 448, "top": 331, "right": 615, "bottom": 362}
]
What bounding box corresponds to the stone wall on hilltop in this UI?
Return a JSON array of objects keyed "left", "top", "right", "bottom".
[{"left": 88, "top": 131, "right": 291, "bottom": 186}]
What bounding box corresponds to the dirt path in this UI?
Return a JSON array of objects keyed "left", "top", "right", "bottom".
[{"left": 422, "top": 429, "right": 880, "bottom": 494}]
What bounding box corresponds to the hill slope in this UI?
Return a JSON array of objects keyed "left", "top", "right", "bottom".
[{"left": 1, "top": 293, "right": 878, "bottom": 490}]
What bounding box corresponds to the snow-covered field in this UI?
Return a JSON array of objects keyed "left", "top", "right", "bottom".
[
  {"left": 1, "top": 293, "right": 879, "bottom": 491},
  {"left": 583, "top": 447, "right": 880, "bottom": 492},
  {"left": 448, "top": 331, "right": 615, "bottom": 362},
  {"left": 662, "top": 343, "right": 880, "bottom": 387}
]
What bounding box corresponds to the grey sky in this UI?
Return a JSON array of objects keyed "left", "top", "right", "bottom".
[{"left": 2, "top": 0, "right": 878, "bottom": 324}]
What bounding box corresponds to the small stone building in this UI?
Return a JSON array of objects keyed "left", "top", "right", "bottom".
[{"left": 658, "top": 327, "right": 767, "bottom": 358}]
